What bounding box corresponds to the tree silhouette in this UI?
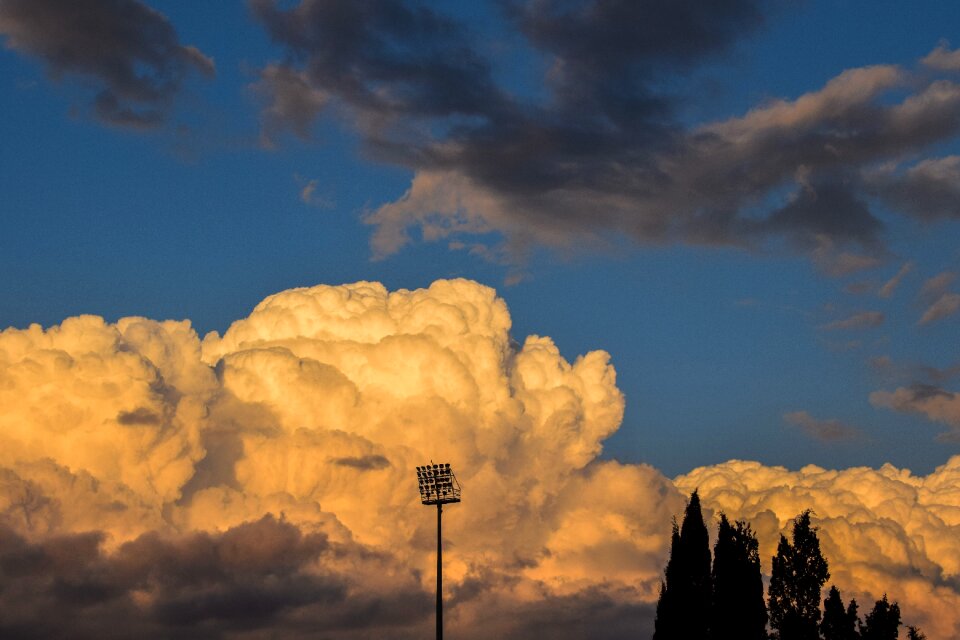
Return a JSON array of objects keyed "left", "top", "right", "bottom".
[
  {"left": 906, "top": 626, "right": 926, "bottom": 640},
  {"left": 821, "top": 585, "right": 859, "bottom": 640},
  {"left": 711, "top": 513, "right": 767, "bottom": 640},
  {"left": 653, "top": 520, "right": 681, "bottom": 640},
  {"left": 768, "top": 511, "right": 830, "bottom": 640},
  {"left": 653, "top": 490, "right": 712, "bottom": 639},
  {"left": 859, "top": 595, "right": 900, "bottom": 640}
]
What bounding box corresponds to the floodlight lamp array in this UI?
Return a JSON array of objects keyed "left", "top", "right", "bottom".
[{"left": 416, "top": 463, "right": 461, "bottom": 505}]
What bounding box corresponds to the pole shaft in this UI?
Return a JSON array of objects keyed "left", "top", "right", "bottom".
[{"left": 437, "top": 502, "right": 443, "bottom": 640}]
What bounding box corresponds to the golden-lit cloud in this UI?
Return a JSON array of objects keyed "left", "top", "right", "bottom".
[
  {"left": 1, "top": 279, "right": 959, "bottom": 637},
  {"left": 679, "top": 458, "right": 960, "bottom": 638}
]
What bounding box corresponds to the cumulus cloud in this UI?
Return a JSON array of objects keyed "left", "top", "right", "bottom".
[
  {"left": 0, "top": 279, "right": 679, "bottom": 637},
  {"left": 677, "top": 457, "right": 960, "bottom": 639},
  {"left": 0, "top": 0, "right": 214, "bottom": 128},
  {"left": 4, "top": 278, "right": 960, "bottom": 637},
  {"left": 783, "top": 411, "right": 863, "bottom": 442},
  {"left": 922, "top": 42, "right": 960, "bottom": 71},
  {"left": 249, "top": 1, "right": 960, "bottom": 269}
]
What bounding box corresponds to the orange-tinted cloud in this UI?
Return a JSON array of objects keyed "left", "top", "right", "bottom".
[{"left": 2, "top": 279, "right": 960, "bottom": 637}]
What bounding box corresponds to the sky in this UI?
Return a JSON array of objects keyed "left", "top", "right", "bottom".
[{"left": 1, "top": 1, "right": 960, "bottom": 638}]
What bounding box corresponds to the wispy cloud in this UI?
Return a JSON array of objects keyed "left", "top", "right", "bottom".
[
  {"left": 919, "top": 271, "right": 956, "bottom": 301},
  {"left": 878, "top": 261, "right": 914, "bottom": 298},
  {"left": 819, "top": 310, "right": 885, "bottom": 331},
  {"left": 783, "top": 410, "right": 864, "bottom": 442},
  {"left": 919, "top": 292, "right": 960, "bottom": 325}
]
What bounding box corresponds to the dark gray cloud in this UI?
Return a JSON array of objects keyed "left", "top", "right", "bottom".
[
  {"left": 0, "top": 516, "right": 433, "bottom": 639},
  {"left": 0, "top": 0, "right": 214, "bottom": 128},
  {"left": 116, "top": 407, "right": 161, "bottom": 425},
  {"left": 250, "top": 0, "right": 505, "bottom": 131},
  {"left": 250, "top": 1, "right": 960, "bottom": 268},
  {"left": 451, "top": 582, "right": 656, "bottom": 640},
  {"left": 0, "top": 511, "right": 659, "bottom": 639},
  {"left": 867, "top": 156, "right": 960, "bottom": 222},
  {"left": 762, "top": 181, "right": 882, "bottom": 246},
  {"left": 330, "top": 454, "right": 391, "bottom": 470}
]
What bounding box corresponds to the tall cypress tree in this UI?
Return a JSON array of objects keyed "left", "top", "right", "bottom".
[
  {"left": 821, "top": 585, "right": 859, "bottom": 640},
  {"left": 768, "top": 511, "right": 830, "bottom": 640},
  {"left": 859, "top": 595, "right": 900, "bottom": 640},
  {"left": 653, "top": 520, "right": 681, "bottom": 640},
  {"left": 711, "top": 514, "right": 767, "bottom": 640},
  {"left": 653, "top": 491, "right": 712, "bottom": 640}
]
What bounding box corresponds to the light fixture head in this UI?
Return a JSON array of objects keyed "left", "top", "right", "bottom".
[{"left": 415, "top": 462, "right": 461, "bottom": 505}]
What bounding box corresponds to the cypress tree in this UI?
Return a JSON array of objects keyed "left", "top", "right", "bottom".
[
  {"left": 768, "top": 511, "right": 830, "bottom": 640},
  {"left": 711, "top": 513, "right": 767, "bottom": 640},
  {"left": 653, "top": 520, "right": 681, "bottom": 640},
  {"left": 653, "top": 491, "right": 712, "bottom": 640},
  {"left": 821, "top": 585, "right": 859, "bottom": 640},
  {"left": 847, "top": 600, "right": 861, "bottom": 637},
  {"left": 859, "top": 595, "right": 900, "bottom": 640},
  {"left": 906, "top": 626, "right": 926, "bottom": 640}
]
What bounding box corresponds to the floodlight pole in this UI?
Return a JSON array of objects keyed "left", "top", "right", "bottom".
[
  {"left": 415, "top": 463, "right": 460, "bottom": 640},
  {"left": 437, "top": 501, "right": 443, "bottom": 640}
]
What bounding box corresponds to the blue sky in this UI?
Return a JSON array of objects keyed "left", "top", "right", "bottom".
[{"left": 2, "top": 0, "right": 960, "bottom": 477}]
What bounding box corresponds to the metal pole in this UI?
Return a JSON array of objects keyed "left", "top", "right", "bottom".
[{"left": 437, "top": 501, "right": 443, "bottom": 640}]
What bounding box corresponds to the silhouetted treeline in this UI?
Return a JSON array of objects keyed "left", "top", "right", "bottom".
[{"left": 652, "top": 491, "right": 925, "bottom": 639}]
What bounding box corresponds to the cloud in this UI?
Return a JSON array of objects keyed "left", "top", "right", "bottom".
[
  {"left": 915, "top": 272, "right": 960, "bottom": 325},
  {"left": 0, "top": 0, "right": 214, "bottom": 128},
  {"left": 810, "top": 235, "right": 883, "bottom": 277},
  {"left": 0, "top": 515, "right": 435, "bottom": 638},
  {"left": 330, "top": 454, "right": 391, "bottom": 470},
  {"left": 783, "top": 411, "right": 863, "bottom": 442},
  {"left": 248, "top": 2, "right": 960, "bottom": 269},
  {"left": 819, "top": 310, "right": 885, "bottom": 331},
  {"left": 0, "top": 278, "right": 679, "bottom": 637},
  {"left": 922, "top": 42, "right": 960, "bottom": 71},
  {"left": 5, "top": 278, "right": 960, "bottom": 636},
  {"left": 872, "top": 384, "right": 960, "bottom": 440},
  {"left": 678, "top": 457, "right": 960, "bottom": 639},
  {"left": 866, "top": 157, "right": 960, "bottom": 222},
  {"left": 254, "top": 64, "right": 328, "bottom": 146},
  {"left": 919, "top": 293, "right": 960, "bottom": 326},
  {"left": 879, "top": 261, "right": 914, "bottom": 298},
  {"left": 920, "top": 271, "right": 957, "bottom": 300}
]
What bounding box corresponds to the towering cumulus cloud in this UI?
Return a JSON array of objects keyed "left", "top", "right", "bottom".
[{"left": 1, "top": 279, "right": 960, "bottom": 637}]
